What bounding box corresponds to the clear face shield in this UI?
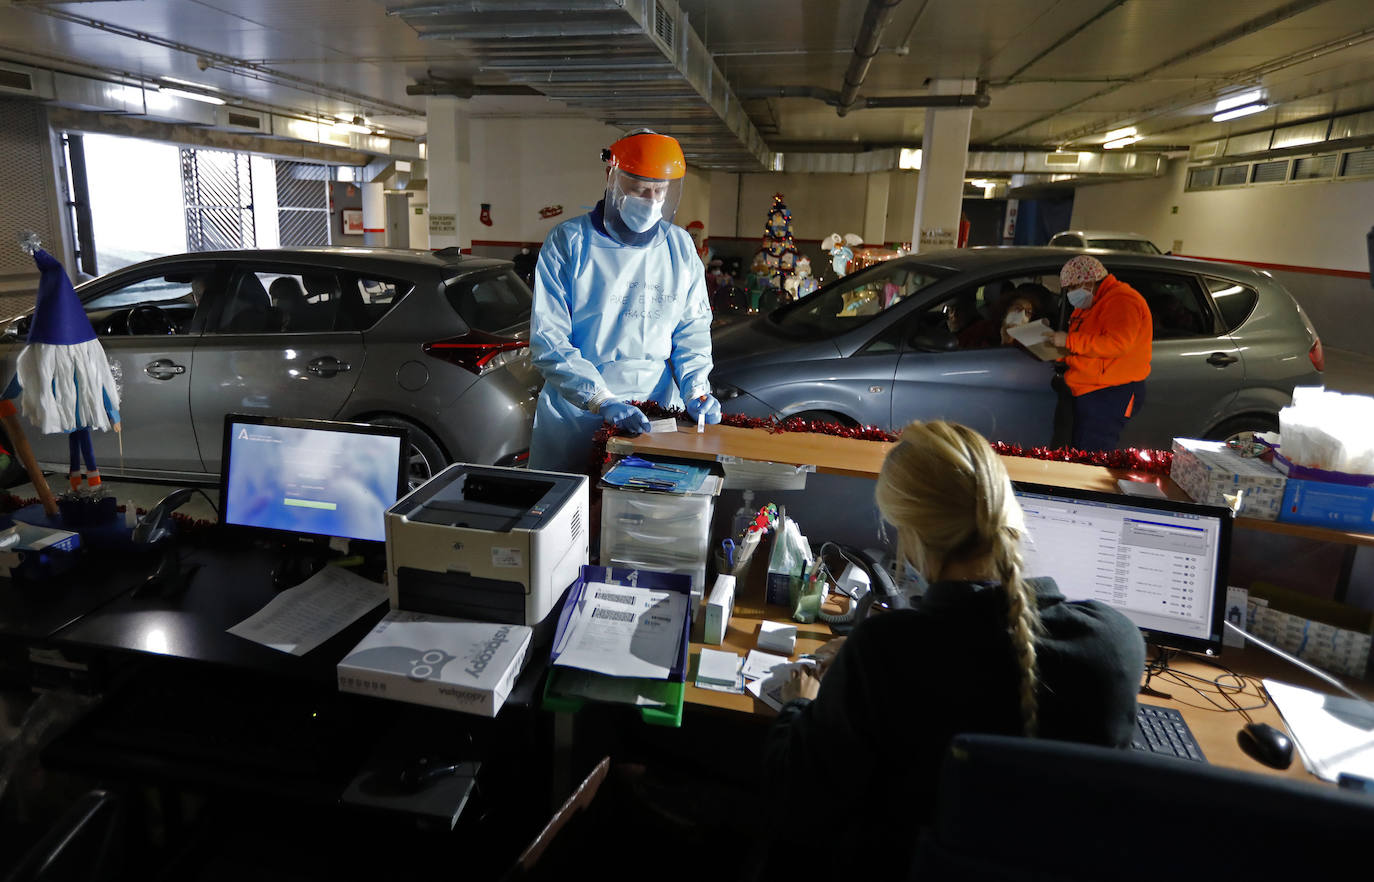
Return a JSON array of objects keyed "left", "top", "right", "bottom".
[{"left": 603, "top": 168, "right": 684, "bottom": 245}]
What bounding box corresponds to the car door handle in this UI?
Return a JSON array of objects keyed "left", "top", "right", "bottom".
[
  {"left": 1206, "top": 352, "right": 1239, "bottom": 366},
  {"left": 145, "top": 358, "right": 186, "bottom": 380},
  {"left": 307, "top": 356, "right": 352, "bottom": 377}
]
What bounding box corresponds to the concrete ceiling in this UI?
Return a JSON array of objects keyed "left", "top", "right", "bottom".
[{"left": 2, "top": 0, "right": 1373, "bottom": 169}]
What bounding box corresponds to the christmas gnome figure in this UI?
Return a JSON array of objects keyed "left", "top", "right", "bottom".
[{"left": 4, "top": 237, "right": 121, "bottom": 497}]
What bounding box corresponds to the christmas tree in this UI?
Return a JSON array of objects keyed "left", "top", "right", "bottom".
[{"left": 758, "top": 193, "right": 800, "bottom": 295}]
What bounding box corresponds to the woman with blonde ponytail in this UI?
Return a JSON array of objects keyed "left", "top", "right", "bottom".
[{"left": 763, "top": 421, "right": 1144, "bottom": 877}]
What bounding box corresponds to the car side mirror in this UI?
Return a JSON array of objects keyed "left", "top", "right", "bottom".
[{"left": 909, "top": 327, "right": 959, "bottom": 353}]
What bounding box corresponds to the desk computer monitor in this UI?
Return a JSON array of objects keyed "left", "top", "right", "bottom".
[
  {"left": 1012, "top": 482, "right": 1232, "bottom": 655},
  {"left": 219, "top": 414, "right": 408, "bottom": 545}
]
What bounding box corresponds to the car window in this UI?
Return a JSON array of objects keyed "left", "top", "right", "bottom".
[
  {"left": 1087, "top": 238, "right": 1161, "bottom": 254},
  {"left": 1204, "top": 277, "right": 1259, "bottom": 331},
  {"left": 1111, "top": 270, "right": 1214, "bottom": 339},
  {"left": 891, "top": 272, "right": 1060, "bottom": 354},
  {"left": 19, "top": 273, "right": 210, "bottom": 338},
  {"left": 771, "top": 262, "right": 946, "bottom": 340},
  {"left": 445, "top": 269, "right": 531, "bottom": 334},
  {"left": 336, "top": 276, "right": 412, "bottom": 331}
]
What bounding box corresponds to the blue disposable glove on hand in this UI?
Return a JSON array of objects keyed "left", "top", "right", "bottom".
[
  {"left": 685, "top": 394, "right": 722, "bottom": 425},
  {"left": 600, "top": 400, "right": 652, "bottom": 435}
]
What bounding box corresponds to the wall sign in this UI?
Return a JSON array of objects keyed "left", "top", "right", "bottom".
[
  {"left": 341, "top": 208, "right": 364, "bottom": 236},
  {"left": 429, "top": 213, "right": 456, "bottom": 235},
  {"left": 539, "top": 204, "right": 564, "bottom": 219}
]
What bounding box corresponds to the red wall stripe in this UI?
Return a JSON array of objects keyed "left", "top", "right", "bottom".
[{"left": 1172, "top": 253, "right": 1369, "bottom": 280}]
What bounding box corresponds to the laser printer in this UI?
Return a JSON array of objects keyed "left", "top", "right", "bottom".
[{"left": 385, "top": 464, "right": 588, "bottom": 642}]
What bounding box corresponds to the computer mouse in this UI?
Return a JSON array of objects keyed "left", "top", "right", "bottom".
[
  {"left": 395, "top": 756, "right": 468, "bottom": 793},
  {"left": 1237, "top": 721, "right": 1294, "bottom": 770}
]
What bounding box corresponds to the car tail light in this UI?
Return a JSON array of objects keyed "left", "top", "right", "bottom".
[
  {"left": 1308, "top": 337, "right": 1324, "bottom": 372},
  {"left": 423, "top": 331, "right": 529, "bottom": 375}
]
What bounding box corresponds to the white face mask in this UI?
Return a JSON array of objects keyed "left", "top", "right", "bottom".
[
  {"left": 1003, "top": 309, "right": 1030, "bottom": 328},
  {"left": 618, "top": 194, "right": 664, "bottom": 233},
  {"left": 1066, "top": 287, "right": 1094, "bottom": 309}
]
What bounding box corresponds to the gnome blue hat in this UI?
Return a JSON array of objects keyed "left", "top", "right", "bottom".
[
  {"left": 27, "top": 249, "right": 97, "bottom": 346},
  {"left": 15, "top": 248, "right": 120, "bottom": 436}
]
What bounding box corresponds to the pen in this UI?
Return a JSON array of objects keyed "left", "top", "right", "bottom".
[
  {"left": 621, "top": 454, "right": 686, "bottom": 473},
  {"left": 625, "top": 477, "right": 675, "bottom": 490}
]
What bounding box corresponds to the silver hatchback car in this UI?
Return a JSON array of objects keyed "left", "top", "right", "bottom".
[
  {"left": 710, "top": 247, "right": 1323, "bottom": 448},
  {"left": 0, "top": 248, "right": 542, "bottom": 488}
]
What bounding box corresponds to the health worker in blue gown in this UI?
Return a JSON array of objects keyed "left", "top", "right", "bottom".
[{"left": 528, "top": 130, "right": 721, "bottom": 472}]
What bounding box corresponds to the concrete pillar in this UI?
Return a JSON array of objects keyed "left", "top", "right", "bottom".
[
  {"left": 361, "top": 182, "right": 385, "bottom": 246},
  {"left": 911, "top": 79, "right": 975, "bottom": 253},
  {"left": 425, "top": 96, "right": 472, "bottom": 252},
  {"left": 863, "top": 173, "right": 890, "bottom": 246}
]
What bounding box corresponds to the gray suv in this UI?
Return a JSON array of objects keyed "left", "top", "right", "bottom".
[
  {"left": 0, "top": 248, "right": 542, "bottom": 488},
  {"left": 710, "top": 247, "right": 1323, "bottom": 448}
]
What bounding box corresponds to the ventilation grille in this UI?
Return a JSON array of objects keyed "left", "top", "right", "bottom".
[
  {"left": 653, "top": 1, "right": 674, "bottom": 47},
  {"left": 0, "top": 68, "right": 33, "bottom": 93},
  {"left": 1044, "top": 152, "right": 1079, "bottom": 166},
  {"left": 1217, "top": 165, "right": 1248, "bottom": 186},
  {"left": 226, "top": 111, "right": 261, "bottom": 129},
  {"left": 571, "top": 507, "right": 583, "bottom": 542},
  {"left": 1341, "top": 148, "right": 1374, "bottom": 178},
  {"left": 0, "top": 100, "right": 55, "bottom": 277},
  {"left": 1292, "top": 154, "right": 1337, "bottom": 180},
  {"left": 1190, "top": 140, "right": 1224, "bottom": 160},
  {"left": 1250, "top": 160, "right": 1288, "bottom": 184}
]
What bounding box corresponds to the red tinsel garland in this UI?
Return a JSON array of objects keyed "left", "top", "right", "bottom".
[{"left": 590, "top": 401, "right": 1173, "bottom": 478}]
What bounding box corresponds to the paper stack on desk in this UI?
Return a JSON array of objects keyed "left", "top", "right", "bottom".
[
  {"left": 1263, "top": 679, "right": 1374, "bottom": 783},
  {"left": 552, "top": 581, "right": 687, "bottom": 679}
]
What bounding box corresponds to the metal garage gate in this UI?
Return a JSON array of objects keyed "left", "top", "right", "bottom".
[
  {"left": 180, "top": 147, "right": 255, "bottom": 251},
  {"left": 274, "top": 160, "right": 331, "bottom": 246}
]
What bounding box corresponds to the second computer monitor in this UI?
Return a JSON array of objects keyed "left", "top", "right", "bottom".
[
  {"left": 1012, "top": 482, "right": 1232, "bottom": 656},
  {"left": 220, "top": 414, "right": 408, "bottom": 544}
]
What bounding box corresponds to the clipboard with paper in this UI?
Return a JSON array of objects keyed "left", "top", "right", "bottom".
[{"left": 1006, "top": 319, "right": 1063, "bottom": 362}]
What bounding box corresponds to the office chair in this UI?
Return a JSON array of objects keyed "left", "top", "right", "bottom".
[
  {"left": 910, "top": 733, "right": 1374, "bottom": 881},
  {"left": 2, "top": 789, "right": 123, "bottom": 882}
]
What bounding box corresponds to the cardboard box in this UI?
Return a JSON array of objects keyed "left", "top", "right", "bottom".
[
  {"left": 1262, "top": 446, "right": 1374, "bottom": 532},
  {"left": 704, "top": 574, "right": 736, "bottom": 645},
  {"left": 338, "top": 611, "right": 532, "bottom": 717},
  {"left": 1169, "top": 439, "right": 1286, "bottom": 520}
]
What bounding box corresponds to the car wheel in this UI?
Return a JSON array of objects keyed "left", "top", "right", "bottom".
[
  {"left": 368, "top": 417, "right": 448, "bottom": 492},
  {"left": 1203, "top": 414, "right": 1278, "bottom": 446},
  {"left": 788, "top": 409, "right": 857, "bottom": 428}
]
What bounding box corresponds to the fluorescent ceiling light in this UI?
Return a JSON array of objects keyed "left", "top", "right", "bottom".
[
  {"left": 1104, "top": 126, "right": 1137, "bottom": 141},
  {"left": 1103, "top": 135, "right": 1144, "bottom": 149},
  {"left": 159, "top": 87, "right": 225, "bottom": 105},
  {"left": 899, "top": 147, "right": 922, "bottom": 170},
  {"left": 161, "top": 76, "right": 219, "bottom": 92},
  {"left": 333, "top": 117, "right": 372, "bottom": 134},
  {"left": 1215, "top": 90, "right": 1263, "bottom": 113},
  {"left": 1212, "top": 103, "right": 1267, "bottom": 122}
]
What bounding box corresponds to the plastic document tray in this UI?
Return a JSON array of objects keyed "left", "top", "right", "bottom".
[{"left": 541, "top": 565, "right": 692, "bottom": 728}]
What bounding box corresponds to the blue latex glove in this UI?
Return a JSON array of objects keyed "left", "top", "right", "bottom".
[
  {"left": 600, "top": 400, "right": 652, "bottom": 435},
  {"left": 685, "top": 394, "right": 722, "bottom": 425}
]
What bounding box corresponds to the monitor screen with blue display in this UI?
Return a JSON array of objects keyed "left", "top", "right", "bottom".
[
  {"left": 219, "top": 414, "right": 407, "bottom": 543},
  {"left": 1012, "top": 482, "right": 1232, "bottom": 655}
]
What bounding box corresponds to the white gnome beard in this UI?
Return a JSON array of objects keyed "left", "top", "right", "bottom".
[{"left": 16, "top": 340, "right": 121, "bottom": 435}]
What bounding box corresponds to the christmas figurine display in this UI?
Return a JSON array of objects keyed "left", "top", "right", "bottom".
[
  {"left": 4, "top": 234, "right": 121, "bottom": 520},
  {"left": 821, "top": 232, "right": 854, "bottom": 279}
]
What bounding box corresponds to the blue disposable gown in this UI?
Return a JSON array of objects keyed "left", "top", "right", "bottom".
[{"left": 528, "top": 205, "right": 714, "bottom": 473}]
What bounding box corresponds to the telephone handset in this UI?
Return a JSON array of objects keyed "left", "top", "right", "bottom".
[{"left": 816, "top": 543, "right": 908, "bottom": 634}]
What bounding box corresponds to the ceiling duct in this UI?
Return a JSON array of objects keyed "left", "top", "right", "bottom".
[
  {"left": 777, "top": 148, "right": 1166, "bottom": 178},
  {"left": 389, "top": 0, "right": 773, "bottom": 171},
  {"left": 837, "top": 0, "right": 905, "bottom": 115}
]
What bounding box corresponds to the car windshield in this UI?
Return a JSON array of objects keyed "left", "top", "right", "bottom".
[
  {"left": 769, "top": 262, "right": 947, "bottom": 339},
  {"left": 445, "top": 268, "right": 532, "bottom": 334},
  {"left": 1087, "top": 238, "right": 1160, "bottom": 254}
]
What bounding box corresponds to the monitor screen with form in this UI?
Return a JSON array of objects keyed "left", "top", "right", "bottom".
[
  {"left": 1013, "top": 482, "right": 1232, "bottom": 655},
  {"left": 219, "top": 414, "right": 407, "bottom": 544}
]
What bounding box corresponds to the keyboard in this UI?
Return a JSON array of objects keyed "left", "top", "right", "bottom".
[{"left": 1132, "top": 703, "right": 1206, "bottom": 763}]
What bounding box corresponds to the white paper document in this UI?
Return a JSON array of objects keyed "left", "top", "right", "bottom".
[
  {"left": 1006, "top": 319, "right": 1061, "bottom": 362},
  {"left": 553, "top": 582, "right": 687, "bottom": 679},
  {"left": 228, "top": 565, "right": 387, "bottom": 655},
  {"left": 742, "top": 649, "right": 791, "bottom": 682},
  {"left": 1264, "top": 679, "right": 1374, "bottom": 782},
  {"left": 696, "top": 647, "right": 744, "bottom": 692},
  {"left": 746, "top": 661, "right": 815, "bottom": 711}
]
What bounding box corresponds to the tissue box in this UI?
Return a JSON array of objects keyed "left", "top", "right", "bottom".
[
  {"left": 1169, "top": 439, "right": 1286, "bottom": 520},
  {"left": 1248, "top": 600, "right": 1371, "bottom": 678},
  {"left": 338, "top": 611, "right": 532, "bottom": 717},
  {"left": 1266, "top": 447, "right": 1374, "bottom": 531}
]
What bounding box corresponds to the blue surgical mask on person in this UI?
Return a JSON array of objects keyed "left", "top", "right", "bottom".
[
  {"left": 1067, "top": 287, "right": 1094, "bottom": 309},
  {"left": 618, "top": 194, "right": 664, "bottom": 233}
]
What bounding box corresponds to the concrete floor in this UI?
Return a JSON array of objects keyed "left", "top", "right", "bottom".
[{"left": 7, "top": 345, "right": 1373, "bottom": 523}]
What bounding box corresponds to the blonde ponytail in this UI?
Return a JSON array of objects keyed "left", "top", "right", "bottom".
[{"left": 876, "top": 421, "right": 1044, "bottom": 735}]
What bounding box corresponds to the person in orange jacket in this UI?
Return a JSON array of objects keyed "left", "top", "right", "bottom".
[{"left": 1050, "top": 255, "right": 1152, "bottom": 451}]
